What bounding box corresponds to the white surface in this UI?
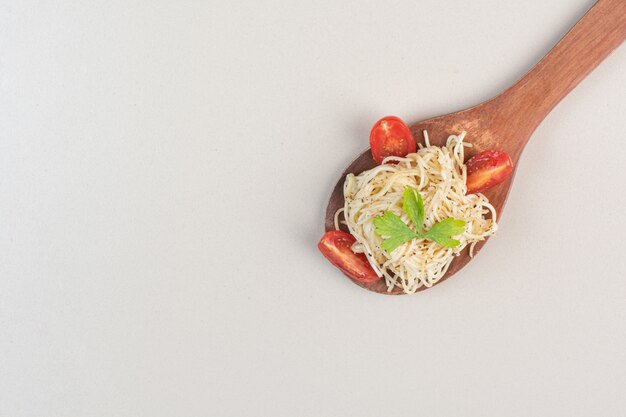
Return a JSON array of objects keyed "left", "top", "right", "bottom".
[{"left": 1, "top": 0, "right": 626, "bottom": 416}]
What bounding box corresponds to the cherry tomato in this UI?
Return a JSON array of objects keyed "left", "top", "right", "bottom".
[
  {"left": 369, "top": 116, "right": 416, "bottom": 165},
  {"left": 318, "top": 230, "right": 380, "bottom": 283},
  {"left": 466, "top": 150, "right": 514, "bottom": 194}
]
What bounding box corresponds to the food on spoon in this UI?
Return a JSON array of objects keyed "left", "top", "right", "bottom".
[
  {"left": 320, "top": 115, "right": 515, "bottom": 293},
  {"left": 369, "top": 116, "right": 416, "bottom": 164},
  {"left": 465, "top": 150, "right": 514, "bottom": 194},
  {"left": 339, "top": 130, "right": 498, "bottom": 293},
  {"left": 317, "top": 230, "right": 379, "bottom": 283}
]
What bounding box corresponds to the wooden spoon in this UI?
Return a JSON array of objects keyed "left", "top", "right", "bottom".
[{"left": 324, "top": 0, "right": 626, "bottom": 294}]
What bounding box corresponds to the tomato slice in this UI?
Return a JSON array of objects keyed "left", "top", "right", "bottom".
[
  {"left": 318, "top": 230, "right": 380, "bottom": 283},
  {"left": 466, "top": 150, "right": 514, "bottom": 194},
  {"left": 369, "top": 116, "right": 416, "bottom": 165}
]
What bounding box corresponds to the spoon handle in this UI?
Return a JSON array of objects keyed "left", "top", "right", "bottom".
[{"left": 495, "top": 0, "right": 626, "bottom": 141}]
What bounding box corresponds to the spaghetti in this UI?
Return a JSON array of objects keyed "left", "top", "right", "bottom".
[{"left": 336, "top": 132, "right": 497, "bottom": 294}]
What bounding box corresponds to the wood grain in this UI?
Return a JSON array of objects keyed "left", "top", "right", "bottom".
[{"left": 324, "top": 0, "right": 626, "bottom": 294}]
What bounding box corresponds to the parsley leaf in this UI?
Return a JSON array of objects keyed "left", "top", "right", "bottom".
[
  {"left": 423, "top": 218, "right": 466, "bottom": 248},
  {"left": 403, "top": 187, "right": 424, "bottom": 235},
  {"left": 373, "top": 187, "right": 467, "bottom": 252},
  {"left": 372, "top": 211, "right": 418, "bottom": 252}
]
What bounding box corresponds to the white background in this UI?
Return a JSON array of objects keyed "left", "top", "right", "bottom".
[{"left": 2, "top": 0, "right": 626, "bottom": 416}]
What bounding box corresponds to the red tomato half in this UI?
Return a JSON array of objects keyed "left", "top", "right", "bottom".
[
  {"left": 369, "top": 116, "right": 416, "bottom": 165},
  {"left": 318, "top": 230, "right": 380, "bottom": 283},
  {"left": 466, "top": 150, "right": 514, "bottom": 194}
]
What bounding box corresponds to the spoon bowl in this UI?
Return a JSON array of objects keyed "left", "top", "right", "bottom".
[{"left": 324, "top": 0, "right": 626, "bottom": 294}]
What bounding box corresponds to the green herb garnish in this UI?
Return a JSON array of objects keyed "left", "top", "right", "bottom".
[{"left": 372, "top": 187, "right": 466, "bottom": 252}]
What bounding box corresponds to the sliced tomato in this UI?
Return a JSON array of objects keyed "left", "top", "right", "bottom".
[
  {"left": 369, "top": 116, "right": 416, "bottom": 165},
  {"left": 318, "top": 230, "right": 380, "bottom": 283},
  {"left": 466, "top": 150, "right": 514, "bottom": 194}
]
